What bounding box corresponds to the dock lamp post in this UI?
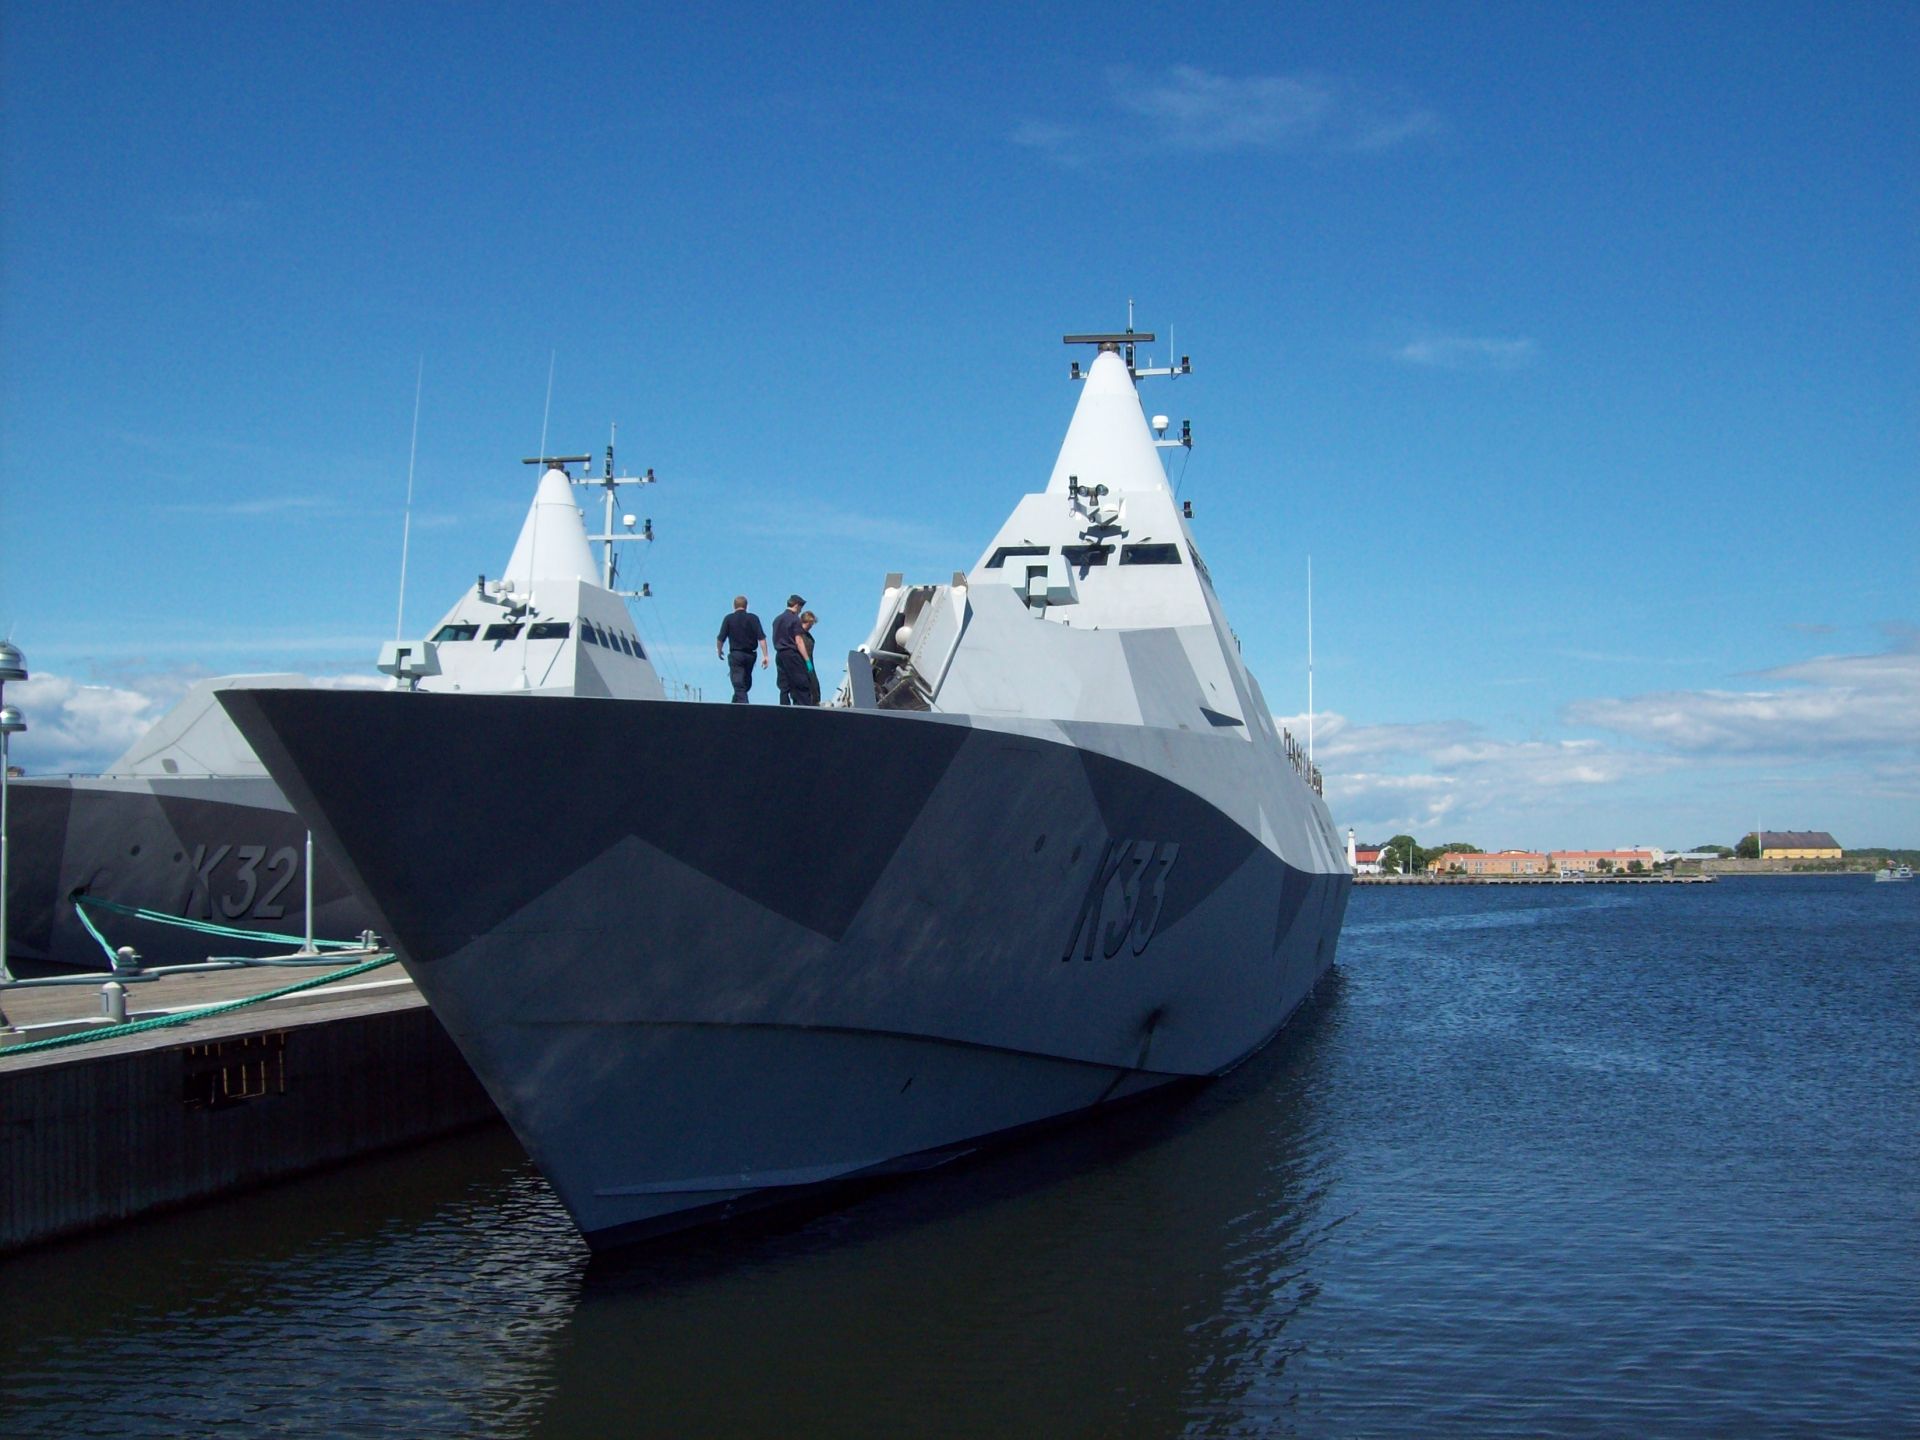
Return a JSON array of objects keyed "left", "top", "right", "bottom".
[{"left": 0, "top": 640, "right": 26, "bottom": 986}]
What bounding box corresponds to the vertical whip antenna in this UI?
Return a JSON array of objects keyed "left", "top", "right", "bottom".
[
  {"left": 523, "top": 351, "right": 557, "bottom": 691},
  {"left": 395, "top": 358, "right": 424, "bottom": 641},
  {"left": 537, "top": 350, "right": 556, "bottom": 460},
  {"left": 1308, "top": 555, "right": 1315, "bottom": 764}
]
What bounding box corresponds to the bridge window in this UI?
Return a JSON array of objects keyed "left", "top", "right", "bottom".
[
  {"left": 483, "top": 623, "right": 522, "bottom": 641},
  {"left": 1061, "top": 544, "right": 1112, "bottom": 571},
  {"left": 432, "top": 623, "right": 478, "bottom": 642},
  {"left": 527, "top": 621, "right": 570, "bottom": 640},
  {"left": 986, "top": 545, "right": 1049, "bottom": 569},
  {"left": 1120, "top": 544, "right": 1182, "bottom": 565}
]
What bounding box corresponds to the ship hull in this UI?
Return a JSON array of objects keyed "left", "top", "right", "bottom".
[
  {"left": 4, "top": 775, "right": 368, "bottom": 972},
  {"left": 221, "top": 689, "right": 1349, "bottom": 1246}
]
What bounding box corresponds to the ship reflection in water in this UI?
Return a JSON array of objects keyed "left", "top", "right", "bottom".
[{"left": 4, "top": 878, "right": 1917, "bottom": 1439}]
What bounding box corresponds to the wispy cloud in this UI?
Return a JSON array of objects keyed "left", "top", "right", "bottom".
[
  {"left": 1015, "top": 65, "right": 1438, "bottom": 166},
  {"left": 1554, "top": 647, "right": 1712, "bottom": 667},
  {"left": 1285, "top": 708, "right": 1671, "bottom": 839},
  {"left": 1393, "top": 335, "right": 1538, "bottom": 370},
  {"left": 21, "top": 633, "right": 392, "bottom": 667},
  {"left": 161, "top": 196, "right": 263, "bottom": 237},
  {"left": 1294, "top": 714, "right": 1473, "bottom": 762},
  {"left": 1565, "top": 632, "right": 1920, "bottom": 756},
  {"left": 739, "top": 502, "right": 951, "bottom": 553},
  {"left": 160, "top": 495, "right": 334, "bottom": 518},
  {"left": 1289, "top": 631, "right": 1919, "bottom": 846},
  {"left": 1305, "top": 706, "right": 1697, "bottom": 840}
]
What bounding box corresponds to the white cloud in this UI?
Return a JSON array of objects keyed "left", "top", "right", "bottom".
[
  {"left": 1565, "top": 632, "right": 1920, "bottom": 755},
  {"left": 1117, "top": 67, "right": 1335, "bottom": 153},
  {"left": 1327, "top": 769, "right": 1461, "bottom": 835},
  {"left": 1310, "top": 631, "right": 1920, "bottom": 847},
  {"left": 1015, "top": 65, "right": 1438, "bottom": 164},
  {"left": 7, "top": 672, "right": 174, "bottom": 773},
  {"left": 1394, "top": 335, "right": 1538, "bottom": 370},
  {"left": 7, "top": 666, "right": 388, "bottom": 775},
  {"left": 1426, "top": 737, "right": 1654, "bottom": 789},
  {"left": 1301, "top": 704, "right": 1673, "bottom": 839},
  {"left": 1298, "top": 714, "right": 1474, "bottom": 763},
  {"left": 312, "top": 674, "right": 389, "bottom": 692}
]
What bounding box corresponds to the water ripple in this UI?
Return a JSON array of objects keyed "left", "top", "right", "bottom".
[{"left": 4, "top": 878, "right": 1917, "bottom": 1437}]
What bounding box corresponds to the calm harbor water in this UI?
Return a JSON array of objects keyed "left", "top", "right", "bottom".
[{"left": 4, "top": 876, "right": 1916, "bottom": 1437}]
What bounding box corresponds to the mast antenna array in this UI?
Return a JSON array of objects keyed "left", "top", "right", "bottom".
[
  {"left": 522, "top": 443, "right": 656, "bottom": 598},
  {"left": 1063, "top": 328, "right": 1192, "bottom": 384},
  {"left": 1064, "top": 324, "right": 1194, "bottom": 456}
]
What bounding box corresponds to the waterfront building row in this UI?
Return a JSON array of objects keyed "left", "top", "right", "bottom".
[{"left": 1421, "top": 849, "right": 1659, "bottom": 877}]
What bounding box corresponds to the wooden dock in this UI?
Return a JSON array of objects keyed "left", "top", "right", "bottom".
[{"left": 0, "top": 961, "right": 500, "bottom": 1253}]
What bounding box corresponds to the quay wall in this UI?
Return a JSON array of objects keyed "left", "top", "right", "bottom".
[
  {"left": 1353, "top": 873, "right": 1713, "bottom": 886},
  {"left": 1, "top": 995, "right": 499, "bottom": 1254}
]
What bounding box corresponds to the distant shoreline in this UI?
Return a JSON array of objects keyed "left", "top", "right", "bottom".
[
  {"left": 1353, "top": 873, "right": 1714, "bottom": 886},
  {"left": 1353, "top": 867, "right": 1905, "bottom": 886}
]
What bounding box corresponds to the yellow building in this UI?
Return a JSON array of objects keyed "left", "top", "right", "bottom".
[{"left": 1757, "top": 831, "right": 1842, "bottom": 860}]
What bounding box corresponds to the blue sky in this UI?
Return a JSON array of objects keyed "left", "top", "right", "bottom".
[{"left": 3, "top": 1, "right": 1914, "bottom": 850}]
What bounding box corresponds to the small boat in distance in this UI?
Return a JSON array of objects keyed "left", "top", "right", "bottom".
[
  {"left": 5, "top": 452, "right": 663, "bottom": 972},
  {"left": 1874, "top": 864, "right": 1914, "bottom": 883},
  {"left": 220, "top": 327, "right": 1353, "bottom": 1249}
]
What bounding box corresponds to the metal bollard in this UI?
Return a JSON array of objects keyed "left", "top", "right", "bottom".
[{"left": 101, "top": 980, "right": 128, "bottom": 1024}]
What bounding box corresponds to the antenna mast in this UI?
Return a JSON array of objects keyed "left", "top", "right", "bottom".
[
  {"left": 394, "top": 358, "right": 424, "bottom": 642},
  {"left": 524, "top": 443, "right": 656, "bottom": 599},
  {"left": 1308, "top": 555, "right": 1315, "bottom": 764}
]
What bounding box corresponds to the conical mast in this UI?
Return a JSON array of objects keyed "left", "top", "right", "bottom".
[{"left": 1047, "top": 330, "right": 1192, "bottom": 499}]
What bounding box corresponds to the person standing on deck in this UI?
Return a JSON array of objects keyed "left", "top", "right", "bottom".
[
  {"left": 772, "top": 594, "right": 807, "bottom": 705},
  {"left": 794, "top": 610, "right": 822, "bottom": 706},
  {"left": 715, "top": 596, "right": 768, "bottom": 703}
]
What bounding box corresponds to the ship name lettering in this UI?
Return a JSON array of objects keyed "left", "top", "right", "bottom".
[
  {"left": 1064, "top": 839, "right": 1181, "bottom": 961},
  {"left": 187, "top": 842, "right": 303, "bottom": 922}
]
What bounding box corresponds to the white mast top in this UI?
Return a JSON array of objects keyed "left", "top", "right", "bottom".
[
  {"left": 500, "top": 467, "right": 597, "bottom": 591},
  {"left": 1044, "top": 348, "right": 1170, "bottom": 497}
]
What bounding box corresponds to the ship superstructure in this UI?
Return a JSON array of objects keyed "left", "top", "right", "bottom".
[
  {"left": 219, "top": 331, "right": 1351, "bottom": 1247},
  {"left": 6, "top": 453, "right": 666, "bottom": 970}
]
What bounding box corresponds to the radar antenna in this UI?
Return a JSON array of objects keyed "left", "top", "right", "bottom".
[
  {"left": 521, "top": 439, "right": 656, "bottom": 598},
  {"left": 1063, "top": 326, "right": 1192, "bottom": 384},
  {"left": 1063, "top": 319, "right": 1194, "bottom": 454}
]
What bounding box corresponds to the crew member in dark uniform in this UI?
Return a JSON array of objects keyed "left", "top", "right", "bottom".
[
  {"left": 772, "top": 594, "right": 807, "bottom": 705},
  {"left": 795, "top": 609, "right": 821, "bottom": 705},
  {"left": 715, "top": 595, "right": 768, "bottom": 703}
]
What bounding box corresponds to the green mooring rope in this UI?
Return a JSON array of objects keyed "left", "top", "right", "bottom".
[
  {"left": 1, "top": 952, "right": 400, "bottom": 1058},
  {"left": 72, "top": 893, "right": 370, "bottom": 955}
]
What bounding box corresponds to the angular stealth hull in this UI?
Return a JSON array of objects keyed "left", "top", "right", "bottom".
[
  {"left": 6, "top": 458, "right": 665, "bottom": 973},
  {"left": 222, "top": 689, "right": 1348, "bottom": 1246},
  {"left": 4, "top": 772, "right": 366, "bottom": 971}
]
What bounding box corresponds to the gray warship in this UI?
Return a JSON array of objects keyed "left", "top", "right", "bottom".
[
  {"left": 220, "top": 333, "right": 1352, "bottom": 1247},
  {"left": 6, "top": 455, "right": 664, "bottom": 971}
]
